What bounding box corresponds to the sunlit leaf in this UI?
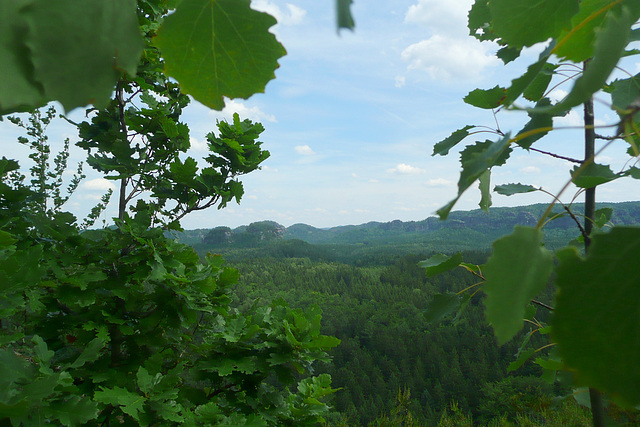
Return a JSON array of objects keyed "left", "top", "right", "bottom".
[
  {"left": 545, "top": 6, "right": 635, "bottom": 114},
  {"left": 483, "top": 227, "right": 553, "bottom": 345},
  {"left": 155, "top": 0, "right": 286, "bottom": 110},
  {"left": 553, "top": 228, "right": 640, "bottom": 406},
  {"left": 554, "top": 0, "right": 612, "bottom": 62},
  {"left": 0, "top": 0, "right": 45, "bottom": 114},
  {"left": 490, "top": 0, "right": 579, "bottom": 48},
  {"left": 27, "top": 0, "right": 143, "bottom": 111}
]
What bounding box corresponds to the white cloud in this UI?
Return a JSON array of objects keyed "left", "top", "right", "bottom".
[
  {"left": 189, "top": 136, "right": 208, "bottom": 152},
  {"left": 394, "top": 75, "right": 406, "bottom": 88},
  {"left": 210, "top": 99, "right": 276, "bottom": 123},
  {"left": 426, "top": 177, "right": 453, "bottom": 186},
  {"left": 82, "top": 178, "right": 116, "bottom": 191},
  {"left": 294, "top": 145, "right": 316, "bottom": 155},
  {"left": 405, "top": 0, "right": 472, "bottom": 36},
  {"left": 401, "top": 35, "right": 498, "bottom": 81},
  {"left": 387, "top": 163, "right": 426, "bottom": 174},
  {"left": 521, "top": 166, "right": 541, "bottom": 174},
  {"left": 251, "top": 1, "right": 306, "bottom": 26}
]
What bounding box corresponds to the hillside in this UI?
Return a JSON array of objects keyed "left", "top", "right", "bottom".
[{"left": 172, "top": 201, "right": 640, "bottom": 260}]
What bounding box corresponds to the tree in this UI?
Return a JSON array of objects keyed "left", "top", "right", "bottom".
[
  {"left": 420, "top": 0, "right": 640, "bottom": 425},
  {"left": 0, "top": 0, "right": 340, "bottom": 425}
]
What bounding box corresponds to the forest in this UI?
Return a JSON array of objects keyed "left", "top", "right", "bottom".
[
  {"left": 2, "top": 0, "right": 640, "bottom": 426},
  {"left": 173, "top": 205, "right": 640, "bottom": 425}
]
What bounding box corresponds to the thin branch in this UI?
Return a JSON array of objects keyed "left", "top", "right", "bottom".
[
  {"left": 531, "top": 299, "right": 554, "bottom": 311},
  {"left": 528, "top": 147, "right": 582, "bottom": 163}
]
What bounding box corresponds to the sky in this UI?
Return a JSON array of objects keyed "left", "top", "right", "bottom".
[{"left": 2, "top": 0, "right": 639, "bottom": 230}]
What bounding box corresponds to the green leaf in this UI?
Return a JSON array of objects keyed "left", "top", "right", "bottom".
[
  {"left": 494, "top": 183, "right": 538, "bottom": 196},
  {"left": 483, "top": 227, "right": 553, "bottom": 345},
  {"left": 0, "top": 0, "right": 45, "bottom": 114},
  {"left": 69, "top": 337, "right": 107, "bottom": 369},
  {"left": 137, "top": 367, "right": 161, "bottom": 394},
  {"left": 504, "top": 46, "right": 553, "bottom": 106},
  {"left": 489, "top": 0, "right": 579, "bottom": 48},
  {"left": 523, "top": 64, "right": 556, "bottom": 102},
  {"left": 478, "top": 170, "right": 492, "bottom": 212},
  {"left": 507, "top": 348, "right": 536, "bottom": 373},
  {"left": 94, "top": 386, "right": 146, "bottom": 421},
  {"left": 432, "top": 125, "right": 475, "bottom": 156},
  {"left": 418, "top": 252, "right": 463, "bottom": 277},
  {"left": 50, "top": 396, "right": 99, "bottom": 426},
  {"left": 468, "top": 0, "right": 494, "bottom": 41},
  {"left": 463, "top": 86, "right": 506, "bottom": 109},
  {"left": 155, "top": 0, "right": 287, "bottom": 110},
  {"left": 515, "top": 98, "right": 554, "bottom": 149},
  {"left": 424, "top": 292, "right": 463, "bottom": 323},
  {"left": 610, "top": 72, "right": 640, "bottom": 125},
  {"left": 554, "top": 0, "right": 616, "bottom": 62},
  {"left": 545, "top": 6, "right": 635, "bottom": 114},
  {"left": 552, "top": 228, "right": 640, "bottom": 406},
  {"left": 27, "top": 0, "right": 143, "bottom": 111},
  {"left": 438, "top": 135, "right": 512, "bottom": 219},
  {"left": 571, "top": 162, "right": 618, "bottom": 188},
  {"left": 336, "top": 0, "right": 355, "bottom": 31},
  {"left": 32, "top": 335, "right": 54, "bottom": 365},
  {"left": 496, "top": 46, "right": 522, "bottom": 64}
]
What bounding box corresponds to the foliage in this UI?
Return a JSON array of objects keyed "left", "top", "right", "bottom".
[
  {"left": 421, "top": 0, "right": 640, "bottom": 419},
  {"left": 1, "top": 0, "right": 340, "bottom": 425}
]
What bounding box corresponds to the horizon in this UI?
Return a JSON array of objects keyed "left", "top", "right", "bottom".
[{"left": 181, "top": 199, "right": 640, "bottom": 231}]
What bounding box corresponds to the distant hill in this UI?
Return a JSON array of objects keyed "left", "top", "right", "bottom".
[{"left": 171, "top": 201, "right": 640, "bottom": 261}]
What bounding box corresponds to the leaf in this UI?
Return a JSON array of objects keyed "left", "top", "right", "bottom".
[
  {"left": 155, "top": 0, "right": 286, "bottom": 110},
  {"left": 438, "top": 135, "right": 512, "bottom": 219},
  {"left": 50, "top": 396, "right": 99, "bottom": 426},
  {"left": 571, "top": 162, "right": 619, "bottom": 188},
  {"left": 507, "top": 348, "right": 536, "bottom": 373},
  {"left": 554, "top": 0, "right": 618, "bottom": 62},
  {"left": 504, "top": 46, "right": 553, "bottom": 106},
  {"left": 545, "top": 6, "right": 636, "bottom": 114},
  {"left": 463, "top": 86, "right": 506, "bottom": 109},
  {"left": 496, "top": 46, "right": 522, "bottom": 64},
  {"left": 0, "top": 0, "right": 45, "bottom": 114},
  {"left": 418, "top": 252, "right": 463, "bottom": 277},
  {"left": 489, "top": 0, "right": 579, "bottom": 48},
  {"left": 478, "top": 170, "right": 491, "bottom": 212},
  {"left": 32, "top": 335, "right": 54, "bottom": 365},
  {"left": 515, "top": 98, "right": 554, "bottom": 149},
  {"left": 494, "top": 183, "right": 538, "bottom": 196},
  {"left": 483, "top": 227, "right": 553, "bottom": 345},
  {"left": 523, "top": 64, "right": 556, "bottom": 102},
  {"left": 552, "top": 228, "right": 640, "bottom": 406},
  {"left": 336, "top": 0, "right": 355, "bottom": 31},
  {"left": 27, "top": 0, "right": 143, "bottom": 111},
  {"left": 137, "top": 367, "right": 161, "bottom": 394},
  {"left": 424, "top": 292, "right": 463, "bottom": 323},
  {"left": 468, "top": 0, "right": 494, "bottom": 41},
  {"left": 610, "top": 72, "right": 640, "bottom": 125},
  {"left": 432, "top": 125, "right": 475, "bottom": 156},
  {"left": 94, "top": 386, "right": 146, "bottom": 421}
]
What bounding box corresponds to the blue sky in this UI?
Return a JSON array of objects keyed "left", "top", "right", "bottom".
[{"left": 3, "top": 0, "right": 639, "bottom": 229}]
